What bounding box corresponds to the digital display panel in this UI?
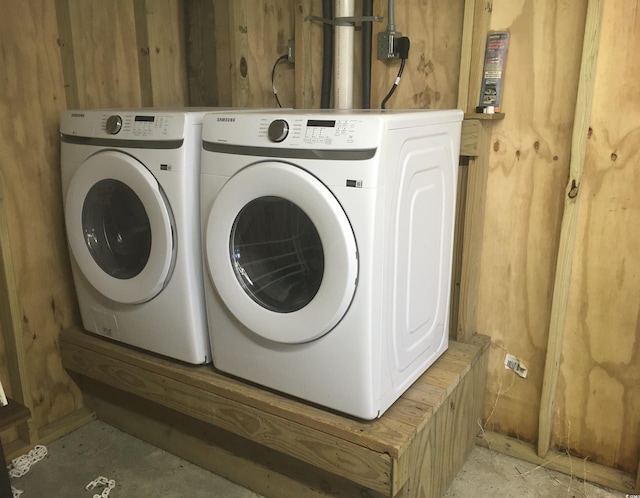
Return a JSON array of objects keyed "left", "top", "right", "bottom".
[
  {"left": 307, "top": 119, "right": 336, "bottom": 128},
  {"left": 135, "top": 115, "right": 155, "bottom": 122}
]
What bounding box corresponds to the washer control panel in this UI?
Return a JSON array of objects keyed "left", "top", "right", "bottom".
[
  {"left": 60, "top": 110, "right": 191, "bottom": 141},
  {"left": 100, "top": 113, "right": 181, "bottom": 139}
]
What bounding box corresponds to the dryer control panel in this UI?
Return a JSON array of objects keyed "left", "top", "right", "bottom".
[
  {"left": 203, "top": 112, "right": 384, "bottom": 150},
  {"left": 261, "top": 116, "right": 381, "bottom": 148}
]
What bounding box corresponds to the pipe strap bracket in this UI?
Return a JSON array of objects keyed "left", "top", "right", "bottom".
[{"left": 304, "top": 15, "right": 383, "bottom": 26}]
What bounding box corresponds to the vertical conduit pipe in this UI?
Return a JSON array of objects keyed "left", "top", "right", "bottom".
[
  {"left": 387, "top": 0, "right": 396, "bottom": 32},
  {"left": 334, "top": 0, "right": 354, "bottom": 109},
  {"left": 361, "top": 0, "right": 373, "bottom": 109}
]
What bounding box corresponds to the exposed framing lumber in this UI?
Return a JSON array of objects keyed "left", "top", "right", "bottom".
[
  {"left": 456, "top": 0, "right": 476, "bottom": 110},
  {"left": 54, "top": 0, "right": 80, "bottom": 110},
  {"left": 455, "top": 123, "right": 491, "bottom": 342},
  {"left": 537, "top": 0, "right": 604, "bottom": 459},
  {"left": 133, "top": 0, "right": 154, "bottom": 107},
  {"left": 457, "top": 0, "right": 493, "bottom": 113},
  {"left": 478, "top": 431, "right": 638, "bottom": 494},
  {"left": 0, "top": 179, "right": 35, "bottom": 445},
  {"left": 294, "top": 0, "right": 316, "bottom": 109},
  {"left": 184, "top": 0, "right": 219, "bottom": 106},
  {"left": 228, "top": 1, "right": 250, "bottom": 107},
  {"left": 453, "top": 0, "right": 493, "bottom": 342}
]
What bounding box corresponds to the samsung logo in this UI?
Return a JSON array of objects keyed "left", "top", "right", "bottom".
[
  {"left": 216, "top": 117, "right": 235, "bottom": 122},
  {"left": 71, "top": 113, "right": 85, "bottom": 117}
]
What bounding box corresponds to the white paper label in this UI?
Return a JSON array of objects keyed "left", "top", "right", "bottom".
[{"left": 504, "top": 353, "right": 528, "bottom": 378}]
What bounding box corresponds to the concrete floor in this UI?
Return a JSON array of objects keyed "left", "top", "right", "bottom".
[{"left": 10, "top": 420, "right": 625, "bottom": 498}]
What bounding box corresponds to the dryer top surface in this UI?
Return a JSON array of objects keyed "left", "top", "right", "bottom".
[{"left": 201, "top": 108, "right": 463, "bottom": 151}]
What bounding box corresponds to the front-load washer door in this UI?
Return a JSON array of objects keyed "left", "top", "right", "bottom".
[
  {"left": 65, "top": 150, "right": 175, "bottom": 304},
  {"left": 206, "top": 161, "right": 358, "bottom": 344}
]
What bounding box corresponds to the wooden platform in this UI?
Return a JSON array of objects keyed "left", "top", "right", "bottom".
[{"left": 59, "top": 327, "right": 489, "bottom": 498}]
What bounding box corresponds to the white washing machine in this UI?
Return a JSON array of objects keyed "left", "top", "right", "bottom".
[
  {"left": 201, "top": 109, "right": 463, "bottom": 418},
  {"left": 61, "top": 108, "right": 212, "bottom": 364}
]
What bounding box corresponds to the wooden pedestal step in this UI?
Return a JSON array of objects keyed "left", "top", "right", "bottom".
[{"left": 59, "top": 326, "right": 489, "bottom": 498}]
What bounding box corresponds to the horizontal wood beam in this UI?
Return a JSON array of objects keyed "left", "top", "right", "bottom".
[{"left": 477, "top": 431, "right": 638, "bottom": 494}]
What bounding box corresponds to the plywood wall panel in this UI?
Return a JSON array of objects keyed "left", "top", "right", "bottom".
[
  {"left": 0, "top": 0, "right": 83, "bottom": 428},
  {"left": 552, "top": 0, "right": 640, "bottom": 473},
  {"left": 213, "top": 1, "right": 233, "bottom": 107},
  {"left": 1, "top": 0, "right": 195, "bottom": 438},
  {"left": 67, "top": 0, "right": 142, "bottom": 108},
  {"left": 144, "top": 0, "right": 189, "bottom": 107},
  {"left": 293, "top": 0, "right": 463, "bottom": 111},
  {"left": 293, "top": 0, "right": 322, "bottom": 109},
  {"left": 229, "top": 0, "right": 295, "bottom": 108},
  {"left": 185, "top": 0, "right": 219, "bottom": 107},
  {"left": 371, "top": 0, "right": 464, "bottom": 110},
  {"left": 475, "top": 0, "right": 587, "bottom": 441}
]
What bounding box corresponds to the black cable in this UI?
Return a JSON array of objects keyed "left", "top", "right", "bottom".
[
  {"left": 321, "top": 0, "right": 333, "bottom": 108},
  {"left": 381, "top": 58, "right": 406, "bottom": 109},
  {"left": 362, "top": 0, "right": 373, "bottom": 109},
  {"left": 381, "top": 37, "right": 410, "bottom": 109},
  {"left": 271, "top": 54, "right": 289, "bottom": 108}
]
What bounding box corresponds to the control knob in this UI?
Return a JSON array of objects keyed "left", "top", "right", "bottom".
[
  {"left": 106, "top": 115, "right": 123, "bottom": 135},
  {"left": 267, "top": 119, "right": 289, "bottom": 142}
]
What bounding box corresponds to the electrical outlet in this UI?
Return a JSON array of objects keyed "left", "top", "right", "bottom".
[
  {"left": 377, "top": 30, "right": 402, "bottom": 60},
  {"left": 287, "top": 39, "right": 295, "bottom": 64}
]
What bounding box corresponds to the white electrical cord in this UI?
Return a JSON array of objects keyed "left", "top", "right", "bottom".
[
  {"left": 7, "top": 444, "right": 49, "bottom": 497},
  {"left": 86, "top": 475, "right": 116, "bottom": 498},
  {"left": 6, "top": 444, "right": 116, "bottom": 497},
  {"left": 7, "top": 444, "right": 48, "bottom": 478}
]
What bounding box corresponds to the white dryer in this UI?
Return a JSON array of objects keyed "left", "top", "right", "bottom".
[
  {"left": 61, "top": 109, "right": 212, "bottom": 364},
  {"left": 201, "top": 109, "right": 463, "bottom": 418}
]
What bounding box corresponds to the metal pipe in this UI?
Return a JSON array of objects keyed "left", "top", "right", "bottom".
[{"left": 334, "top": 0, "right": 354, "bottom": 109}]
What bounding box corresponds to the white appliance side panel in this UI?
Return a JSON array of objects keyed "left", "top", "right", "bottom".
[
  {"left": 393, "top": 143, "right": 449, "bottom": 368},
  {"left": 382, "top": 124, "right": 461, "bottom": 411}
]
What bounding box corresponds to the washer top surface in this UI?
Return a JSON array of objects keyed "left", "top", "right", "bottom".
[{"left": 202, "top": 108, "right": 463, "bottom": 150}]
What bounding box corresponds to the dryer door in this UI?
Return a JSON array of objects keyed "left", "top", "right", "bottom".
[
  {"left": 65, "top": 150, "right": 175, "bottom": 304},
  {"left": 206, "top": 161, "right": 358, "bottom": 344}
]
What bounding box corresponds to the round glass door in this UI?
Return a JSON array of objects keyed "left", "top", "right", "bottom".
[
  {"left": 65, "top": 151, "right": 175, "bottom": 304},
  {"left": 82, "top": 179, "right": 152, "bottom": 279},
  {"left": 206, "top": 161, "right": 358, "bottom": 344},
  {"left": 231, "top": 196, "right": 324, "bottom": 313}
]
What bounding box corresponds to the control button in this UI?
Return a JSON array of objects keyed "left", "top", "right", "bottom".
[
  {"left": 106, "top": 115, "right": 123, "bottom": 135},
  {"left": 268, "top": 119, "right": 289, "bottom": 142}
]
